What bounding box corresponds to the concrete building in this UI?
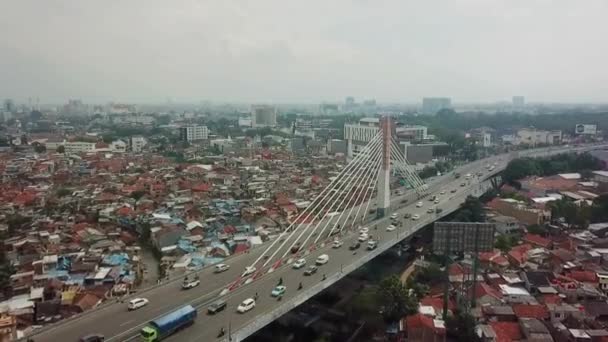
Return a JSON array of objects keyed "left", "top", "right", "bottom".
[
  {"left": 344, "top": 118, "right": 380, "bottom": 158},
  {"left": 395, "top": 125, "right": 428, "bottom": 142},
  {"left": 130, "top": 136, "right": 147, "bottom": 152},
  {"left": 513, "top": 96, "right": 525, "bottom": 108},
  {"left": 251, "top": 105, "right": 277, "bottom": 127},
  {"left": 238, "top": 118, "right": 252, "bottom": 128},
  {"left": 593, "top": 171, "right": 608, "bottom": 184},
  {"left": 327, "top": 139, "right": 347, "bottom": 155},
  {"left": 64, "top": 142, "right": 96, "bottom": 154},
  {"left": 399, "top": 142, "right": 450, "bottom": 164},
  {"left": 422, "top": 97, "right": 451, "bottom": 115},
  {"left": 470, "top": 127, "right": 495, "bottom": 147},
  {"left": 295, "top": 118, "right": 312, "bottom": 131},
  {"left": 180, "top": 125, "right": 209, "bottom": 142},
  {"left": 110, "top": 140, "right": 127, "bottom": 153},
  {"left": 516, "top": 128, "right": 562, "bottom": 146}
]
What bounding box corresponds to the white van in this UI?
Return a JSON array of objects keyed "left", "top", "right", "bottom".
[
  {"left": 315, "top": 254, "right": 329, "bottom": 265},
  {"left": 127, "top": 297, "right": 149, "bottom": 311}
]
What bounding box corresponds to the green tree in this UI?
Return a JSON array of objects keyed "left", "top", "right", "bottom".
[
  {"left": 446, "top": 311, "right": 480, "bottom": 342},
  {"left": 55, "top": 188, "right": 71, "bottom": 197},
  {"left": 56, "top": 145, "right": 65, "bottom": 154},
  {"left": 495, "top": 235, "right": 514, "bottom": 252},
  {"left": 130, "top": 190, "right": 146, "bottom": 201},
  {"left": 413, "top": 262, "right": 443, "bottom": 286},
  {"left": 376, "top": 275, "right": 418, "bottom": 322},
  {"left": 33, "top": 143, "right": 46, "bottom": 154},
  {"left": 503, "top": 158, "right": 540, "bottom": 185}
]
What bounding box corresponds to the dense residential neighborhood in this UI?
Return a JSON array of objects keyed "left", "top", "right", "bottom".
[{"left": 1, "top": 98, "right": 608, "bottom": 341}]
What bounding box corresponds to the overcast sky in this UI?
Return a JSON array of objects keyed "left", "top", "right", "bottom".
[{"left": 1, "top": 0, "right": 607, "bottom": 104}]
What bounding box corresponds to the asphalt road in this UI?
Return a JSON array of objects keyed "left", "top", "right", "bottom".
[{"left": 30, "top": 143, "right": 607, "bottom": 341}]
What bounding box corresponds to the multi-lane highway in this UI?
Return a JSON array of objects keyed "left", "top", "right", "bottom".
[{"left": 30, "top": 143, "right": 608, "bottom": 342}]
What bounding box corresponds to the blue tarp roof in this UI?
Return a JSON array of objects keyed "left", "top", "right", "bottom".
[{"left": 102, "top": 253, "right": 130, "bottom": 266}]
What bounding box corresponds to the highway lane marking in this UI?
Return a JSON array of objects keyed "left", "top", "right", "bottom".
[
  {"left": 110, "top": 176, "right": 491, "bottom": 341},
  {"left": 119, "top": 320, "right": 135, "bottom": 327}
]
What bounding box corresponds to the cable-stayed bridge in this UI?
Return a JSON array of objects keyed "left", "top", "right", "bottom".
[{"left": 31, "top": 118, "right": 607, "bottom": 342}]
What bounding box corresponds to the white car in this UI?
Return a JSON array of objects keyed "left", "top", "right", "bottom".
[
  {"left": 237, "top": 298, "right": 256, "bottom": 313},
  {"left": 359, "top": 227, "right": 369, "bottom": 234},
  {"left": 127, "top": 297, "right": 149, "bottom": 311},
  {"left": 390, "top": 213, "right": 398, "bottom": 220},
  {"left": 292, "top": 258, "right": 306, "bottom": 269},
  {"left": 416, "top": 201, "right": 423, "bottom": 208},
  {"left": 439, "top": 191, "right": 446, "bottom": 195},
  {"left": 242, "top": 266, "right": 256, "bottom": 277},
  {"left": 434, "top": 199, "right": 440, "bottom": 204},
  {"left": 214, "top": 264, "right": 230, "bottom": 273},
  {"left": 182, "top": 277, "right": 200, "bottom": 289},
  {"left": 332, "top": 240, "right": 343, "bottom": 248},
  {"left": 315, "top": 254, "right": 329, "bottom": 265},
  {"left": 412, "top": 214, "right": 420, "bottom": 220},
  {"left": 386, "top": 225, "right": 396, "bottom": 232},
  {"left": 358, "top": 233, "right": 369, "bottom": 242}
]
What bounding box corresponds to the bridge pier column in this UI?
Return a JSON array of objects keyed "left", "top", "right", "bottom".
[{"left": 377, "top": 116, "right": 392, "bottom": 219}]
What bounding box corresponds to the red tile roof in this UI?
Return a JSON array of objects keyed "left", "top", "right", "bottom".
[
  {"left": 523, "top": 233, "right": 551, "bottom": 248},
  {"left": 192, "top": 183, "right": 211, "bottom": 192},
  {"left": 420, "top": 296, "right": 456, "bottom": 313},
  {"left": 406, "top": 313, "right": 435, "bottom": 330},
  {"left": 473, "top": 282, "right": 502, "bottom": 300},
  {"left": 116, "top": 206, "right": 133, "bottom": 216},
  {"left": 490, "top": 322, "right": 522, "bottom": 342},
  {"left": 567, "top": 271, "right": 597, "bottom": 283},
  {"left": 512, "top": 304, "right": 549, "bottom": 320}
]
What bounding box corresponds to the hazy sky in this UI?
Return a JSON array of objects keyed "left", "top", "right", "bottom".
[{"left": 1, "top": 0, "right": 607, "bottom": 104}]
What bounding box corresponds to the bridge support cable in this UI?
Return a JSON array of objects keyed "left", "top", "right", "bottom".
[
  {"left": 268, "top": 136, "right": 384, "bottom": 266},
  {"left": 389, "top": 141, "right": 426, "bottom": 192},
  {"left": 251, "top": 133, "right": 382, "bottom": 269},
  {"left": 298, "top": 144, "right": 382, "bottom": 249},
  {"left": 390, "top": 150, "right": 425, "bottom": 193},
  {"left": 311, "top": 143, "right": 383, "bottom": 245},
  {"left": 390, "top": 141, "right": 428, "bottom": 195},
  {"left": 321, "top": 143, "right": 383, "bottom": 240}
]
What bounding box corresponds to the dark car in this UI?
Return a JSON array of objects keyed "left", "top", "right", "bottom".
[
  {"left": 349, "top": 242, "right": 361, "bottom": 250},
  {"left": 291, "top": 242, "right": 302, "bottom": 254},
  {"left": 403, "top": 213, "right": 412, "bottom": 219},
  {"left": 450, "top": 189, "right": 457, "bottom": 193},
  {"left": 80, "top": 334, "right": 105, "bottom": 342},
  {"left": 304, "top": 266, "right": 318, "bottom": 276},
  {"left": 207, "top": 299, "right": 227, "bottom": 314}
]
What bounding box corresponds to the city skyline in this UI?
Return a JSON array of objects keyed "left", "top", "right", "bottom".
[{"left": 2, "top": 1, "right": 608, "bottom": 103}]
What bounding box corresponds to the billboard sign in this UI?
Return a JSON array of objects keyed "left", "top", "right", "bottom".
[
  {"left": 575, "top": 124, "right": 597, "bottom": 135},
  {"left": 433, "top": 222, "right": 495, "bottom": 255}
]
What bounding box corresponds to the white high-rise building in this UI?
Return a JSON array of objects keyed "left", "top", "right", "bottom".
[
  {"left": 180, "top": 125, "right": 209, "bottom": 141},
  {"left": 344, "top": 118, "right": 380, "bottom": 158}
]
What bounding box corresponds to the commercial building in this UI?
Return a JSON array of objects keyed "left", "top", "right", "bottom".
[
  {"left": 64, "top": 142, "right": 96, "bottom": 154},
  {"left": 395, "top": 125, "right": 428, "bottom": 142},
  {"left": 399, "top": 142, "right": 450, "bottom": 164},
  {"left": 251, "top": 105, "right": 277, "bottom": 127},
  {"left": 422, "top": 97, "right": 451, "bottom": 115},
  {"left": 180, "top": 125, "right": 209, "bottom": 142},
  {"left": 516, "top": 128, "right": 562, "bottom": 146},
  {"left": 513, "top": 96, "right": 525, "bottom": 108},
  {"left": 130, "top": 136, "right": 147, "bottom": 152},
  {"left": 344, "top": 118, "right": 380, "bottom": 158}
]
